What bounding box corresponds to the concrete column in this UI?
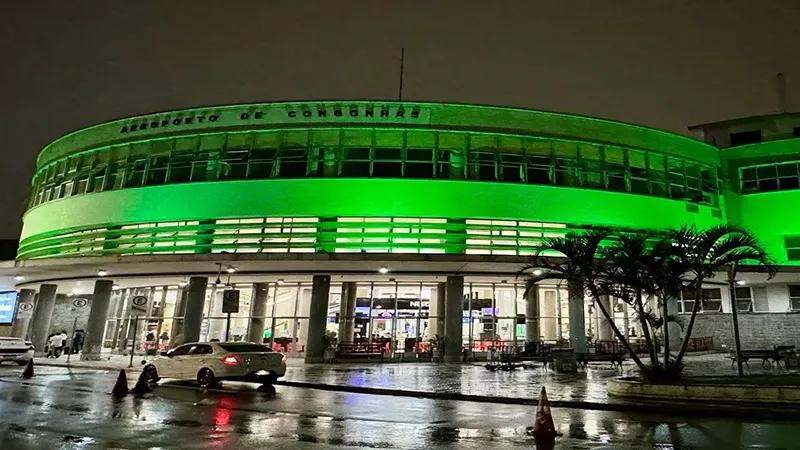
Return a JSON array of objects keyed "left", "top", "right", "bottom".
[
  {"left": 337, "top": 282, "right": 357, "bottom": 344},
  {"left": 11, "top": 289, "right": 37, "bottom": 339},
  {"left": 568, "top": 281, "right": 586, "bottom": 354},
  {"left": 305, "top": 275, "right": 331, "bottom": 363},
  {"left": 443, "top": 276, "right": 464, "bottom": 362},
  {"left": 597, "top": 295, "right": 614, "bottom": 341},
  {"left": 181, "top": 277, "right": 207, "bottom": 343},
  {"left": 525, "top": 286, "right": 540, "bottom": 342},
  {"left": 29, "top": 284, "right": 57, "bottom": 357},
  {"left": 82, "top": 280, "right": 114, "bottom": 361},
  {"left": 171, "top": 287, "right": 188, "bottom": 344},
  {"left": 247, "top": 283, "right": 269, "bottom": 344},
  {"left": 665, "top": 296, "right": 681, "bottom": 351}
]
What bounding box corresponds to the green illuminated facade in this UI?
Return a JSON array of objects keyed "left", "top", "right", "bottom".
[
  {"left": 21, "top": 101, "right": 725, "bottom": 260},
  {"left": 15, "top": 102, "right": 800, "bottom": 360}
]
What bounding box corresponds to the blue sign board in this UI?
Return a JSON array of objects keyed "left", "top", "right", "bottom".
[{"left": 0, "top": 291, "right": 18, "bottom": 324}]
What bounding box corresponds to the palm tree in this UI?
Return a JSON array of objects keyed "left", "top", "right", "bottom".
[
  {"left": 521, "top": 229, "right": 647, "bottom": 373},
  {"left": 671, "top": 225, "right": 777, "bottom": 372}
]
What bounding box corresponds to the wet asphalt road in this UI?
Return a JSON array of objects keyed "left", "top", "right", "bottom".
[{"left": 0, "top": 365, "right": 799, "bottom": 449}]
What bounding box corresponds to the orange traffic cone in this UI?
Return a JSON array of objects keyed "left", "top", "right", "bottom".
[
  {"left": 129, "top": 369, "right": 152, "bottom": 396},
  {"left": 20, "top": 359, "right": 33, "bottom": 379},
  {"left": 111, "top": 369, "right": 129, "bottom": 398},
  {"left": 528, "top": 386, "right": 560, "bottom": 443}
]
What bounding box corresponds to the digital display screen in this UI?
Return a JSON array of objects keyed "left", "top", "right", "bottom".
[{"left": 0, "top": 291, "right": 18, "bottom": 324}]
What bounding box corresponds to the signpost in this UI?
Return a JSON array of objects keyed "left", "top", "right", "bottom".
[
  {"left": 222, "top": 290, "right": 240, "bottom": 341},
  {"left": 16, "top": 302, "right": 34, "bottom": 320},
  {"left": 72, "top": 298, "right": 88, "bottom": 308}
]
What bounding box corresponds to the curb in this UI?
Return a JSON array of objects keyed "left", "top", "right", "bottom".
[
  {"left": 34, "top": 361, "right": 131, "bottom": 372},
  {"left": 273, "top": 380, "right": 800, "bottom": 420}
]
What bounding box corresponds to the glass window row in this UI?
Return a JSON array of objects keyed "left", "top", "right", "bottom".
[
  {"left": 17, "top": 216, "right": 573, "bottom": 260},
  {"left": 30, "top": 128, "right": 720, "bottom": 208},
  {"left": 740, "top": 160, "right": 800, "bottom": 194}
]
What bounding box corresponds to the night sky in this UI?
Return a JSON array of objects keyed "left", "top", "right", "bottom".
[{"left": 1, "top": 1, "right": 799, "bottom": 239}]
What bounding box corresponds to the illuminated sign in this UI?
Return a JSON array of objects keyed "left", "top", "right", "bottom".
[
  {"left": 0, "top": 292, "right": 18, "bottom": 324},
  {"left": 119, "top": 103, "right": 428, "bottom": 134}
]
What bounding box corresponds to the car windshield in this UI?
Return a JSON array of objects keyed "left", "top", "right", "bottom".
[{"left": 218, "top": 343, "right": 273, "bottom": 353}]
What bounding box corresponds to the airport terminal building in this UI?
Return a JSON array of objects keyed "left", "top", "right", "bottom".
[{"left": 6, "top": 101, "right": 800, "bottom": 361}]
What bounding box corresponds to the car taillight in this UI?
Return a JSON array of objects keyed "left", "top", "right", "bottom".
[
  {"left": 281, "top": 356, "right": 287, "bottom": 365},
  {"left": 222, "top": 355, "right": 240, "bottom": 366}
]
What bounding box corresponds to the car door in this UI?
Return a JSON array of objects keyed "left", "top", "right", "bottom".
[
  {"left": 159, "top": 344, "right": 193, "bottom": 378},
  {"left": 183, "top": 344, "right": 214, "bottom": 378}
]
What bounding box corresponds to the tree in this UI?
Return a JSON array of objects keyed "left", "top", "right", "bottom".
[
  {"left": 670, "top": 225, "right": 777, "bottom": 373},
  {"left": 521, "top": 225, "right": 776, "bottom": 381}
]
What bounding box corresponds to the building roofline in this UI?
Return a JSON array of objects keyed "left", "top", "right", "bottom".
[{"left": 689, "top": 111, "right": 800, "bottom": 131}]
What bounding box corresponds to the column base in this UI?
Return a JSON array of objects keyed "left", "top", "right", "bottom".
[
  {"left": 80, "top": 353, "right": 105, "bottom": 362},
  {"left": 304, "top": 356, "right": 324, "bottom": 364}
]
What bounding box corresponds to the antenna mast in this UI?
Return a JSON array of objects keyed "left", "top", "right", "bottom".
[{"left": 398, "top": 48, "right": 405, "bottom": 101}]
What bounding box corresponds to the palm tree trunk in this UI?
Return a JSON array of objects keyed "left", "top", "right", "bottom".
[
  {"left": 589, "top": 286, "right": 646, "bottom": 370},
  {"left": 662, "top": 296, "right": 670, "bottom": 368},
  {"left": 635, "top": 290, "right": 658, "bottom": 368},
  {"left": 674, "top": 281, "right": 704, "bottom": 369}
]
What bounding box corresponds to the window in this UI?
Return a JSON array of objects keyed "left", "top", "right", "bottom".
[
  {"left": 729, "top": 130, "right": 762, "bottom": 146},
  {"left": 679, "top": 288, "right": 722, "bottom": 313},
  {"left": 733, "top": 286, "right": 752, "bottom": 312},
  {"left": 372, "top": 147, "right": 402, "bottom": 177},
  {"left": 167, "top": 345, "right": 193, "bottom": 357},
  {"left": 218, "top": 343, "right": 272, "bottom": 353},
  {"left": 789, "top": 285, "right": 800, "bottom": 311}
]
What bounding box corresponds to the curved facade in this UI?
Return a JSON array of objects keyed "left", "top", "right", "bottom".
[{"left": 21, "top": 101, "right": 724, "bottom": 259}]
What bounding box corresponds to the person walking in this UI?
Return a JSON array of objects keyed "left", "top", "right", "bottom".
[
  {"left": 58, "top": 330, "right": 68, "bottom": 357},
  {"left": 72, "top": 329, "right": 85, "bottom": 354},
  {"left": 48, "top": 333, "right": 63, "bottom": 358}
]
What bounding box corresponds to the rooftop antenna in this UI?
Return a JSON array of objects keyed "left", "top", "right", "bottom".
[
  {"left": 398, "top": 47, "right": 405, "bottom": 101},
  {"left": 776, "top": 72, "right": 787, "bottom": 113}
]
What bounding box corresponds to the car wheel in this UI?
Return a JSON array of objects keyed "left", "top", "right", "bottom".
[
  {"left": 143, "top": 364, "right": 160, "bottom": 383},
  {"left": 197, "top": 368, "right": 218, "bottom": 389}
]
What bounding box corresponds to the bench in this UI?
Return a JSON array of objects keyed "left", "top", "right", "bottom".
[
  {"left": 728, "top": 350, "right": 777, "bottom": 368},
  {"left": 576, "top": 352, "right": 626, "bottom": 368},
  {"left": 336, "top": 343, "right": 385, "bottom": 361}
]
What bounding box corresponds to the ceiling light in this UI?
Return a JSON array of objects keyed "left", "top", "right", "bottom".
[
  {"left": 97, "top": 270, "right": 108, "bottom": 277},
  {"left": 378, "top": 267, "right": 389, "bottom": 274},
  {"left": 277, "top": 279, "right": 285, "bottom": 285},
  {"left": 736, "top": 280, "right": 747, "bottom": 286},
  {"left": 112, "top": 284, "right": 121, "bottom": 291},
  {"left": 13, "top": 275, "right": 23, "bottom": 281},
  {"left": 178, "top": 280, "right": 188, "bottom": 287},
  {"left": 66, "top": 292, "right": 74, "bottom": 297},
  {"left": 226, "top": 267, "right": 237, "bottom": 274},
  {"left": 532, "top": 269, "right": 544, "bottom": 276}
]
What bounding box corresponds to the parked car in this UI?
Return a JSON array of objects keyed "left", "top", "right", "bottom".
[
  {"left": 143, "top": 342, "right": 287, "bottom": 389},
  {"left": 0, "top": 337, "right": 34, "bottom": 366}
]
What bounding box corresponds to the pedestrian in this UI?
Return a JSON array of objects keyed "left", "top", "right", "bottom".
[
  {"left": 58, "top": 330, "right": 68, "bottom": 356},
  {"left": 72, "top": 329, "right": 85, "bottom": 354},
  {"left": 48, "top": 333, "right": 63, "bottom": 358},
  {"left": 45, "top": 333, "right": 56, "bottom": 358}
]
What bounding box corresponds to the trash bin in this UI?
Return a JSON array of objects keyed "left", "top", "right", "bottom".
[{"left": 550, "top": 348, "right": 578, "bottom": 373}]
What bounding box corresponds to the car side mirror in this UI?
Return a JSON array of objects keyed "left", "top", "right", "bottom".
[{"left": 161, "top": 351, "right": 169, "bottom": 357}]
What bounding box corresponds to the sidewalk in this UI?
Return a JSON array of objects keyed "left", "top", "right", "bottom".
[{"left": 35, "top": 352, "right": 799, "bottom": 404}]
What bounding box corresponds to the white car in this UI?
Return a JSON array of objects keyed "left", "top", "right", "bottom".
[
  {"left": 144, "top": 342, "right": 287, "bottom": 389},
  {"left": 0, "top": 337, "right": 34, "bottom": 366}
]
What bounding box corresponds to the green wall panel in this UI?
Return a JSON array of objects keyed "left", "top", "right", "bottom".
[{"left": 21, "top": 178, "right": 723, "bottom": 242}]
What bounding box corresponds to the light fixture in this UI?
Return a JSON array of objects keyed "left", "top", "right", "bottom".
[
  {"left": 226, "top": 267, "right": 237, "bottom": 274},
  {"left": 72, "top": 287, "right": 81, "bottom": 295},
  {"left": 532, "top": 269, "right": 544, "bottom": 276},
  {"left": 112, "top": 284, "right": 121, "bottom": 291},
  {"left": 66, "top": 292, "right": 74, "bottom": 297},
  {"left": 378, "top": 266, "right": 389, "bottom": 274},
  {"left": 97, "top": 269, "right": 108, "bottom": 277},
  {"left": 178, "top": 280, "right": 188, "bottom": 287},
  {"left": 13, "top": 275, "right": 23, "bottom": 281},
  {"left": 736, "top": 280, "right": 747, "bottom": 286},
  {"left": 277, "top": 279, "right": 285, "bottom": 285}
]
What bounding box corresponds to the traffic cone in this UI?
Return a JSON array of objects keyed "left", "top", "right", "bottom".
[
  {"left": 129, "top": 369, "right": 152, "bottom": 395},
  {"left": 111, "top": 369, "right": 129, "bottom": 398},
  {"left": 20, "top": 359, "right": 33, "bottom": 379},
  {"left": 528, "top": 386, "right": 560, "bottom": 443}
]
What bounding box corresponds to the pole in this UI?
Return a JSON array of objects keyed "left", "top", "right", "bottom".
[
  {"left": 128, "top": 315, "right": 139, "bottom": 368},
  {"left": 727, "top": 266, "right": 744, "bottom": 377},
  {"left": 66, "top": 317, "right": 78, "bottom": 364},
  {"left": 225, "top": 312, "right": 232, "bottom": 341},
  {"left": 398, "top": 47, "right": 405, "bottom": 101}
]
